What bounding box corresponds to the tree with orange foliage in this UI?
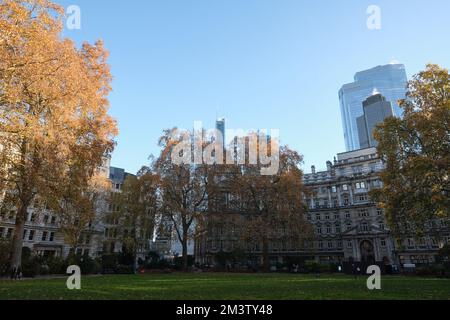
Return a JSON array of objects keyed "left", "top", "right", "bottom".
[
  {"left": 0, "top": 0, "right": 117, "bottom": 273},
  {"left": 227, "top": 141, "right": 314, "bottom": 272},
  {"left": 373, "top": 64, "right": 449, "bottom": 239}
]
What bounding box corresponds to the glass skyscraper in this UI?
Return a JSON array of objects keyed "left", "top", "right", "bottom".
[
  {"left": 216, "top": 118, "right": 226, "bottom": 149},
  {"left": 339, "top": 63, "right": 408, "bottom": 151}
]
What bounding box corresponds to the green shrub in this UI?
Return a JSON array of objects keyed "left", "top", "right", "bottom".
[
  {"left": 46, "top": 256, "right": 68, "bottom": 275},
  {"left": 318, "top": 264, "right": 333, "bottom": 273},
  {"left": 0, "top": 240, "right": 11, "bottom": 276},
  {"left": 78, "top": 254, "right": 99, "bottom": 275},
  {"left": 415, "top": 265, "right": 446, "bottom": 277},
  {"left": 116, "top": 264, "right": 135, "bottom": 274},
  {"left": 173, "top": 256, "right": 194, "bottom": 270},
  {"left": 21, "top": 257, "right": 41, "bottom": 278},
  {"left": 304, "top": 260, "right": 320, "bottom": 273},
  {"left": 63, "top": 253, "right": 100, "bottom": 275},
  {"left": 101, "top": 254, "right": 118, "bottom": 273}
]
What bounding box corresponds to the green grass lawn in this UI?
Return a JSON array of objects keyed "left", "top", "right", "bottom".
[{"left": 0, "top": 273, "right": 449, "bottom": 300}]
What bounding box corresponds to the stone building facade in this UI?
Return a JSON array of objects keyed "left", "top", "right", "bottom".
[
  {"left": 0, "top": 157, "right": 112, "bottom": 259},
  {"left": 0, "top": 159, "right": 154, "bottom": 261},
  {"left": 195, "top": 148, "right": 449, "bottom": 271}
]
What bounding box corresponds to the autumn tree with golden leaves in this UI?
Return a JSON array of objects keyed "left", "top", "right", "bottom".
[
  {"left": 0, "top": 0, "right": 117, "bottom": 272},
  {"left": 111, "top": 168, "right": 159, "bottom": 272},
  {"left": 226, "top": 142, "right": 314, "bottom": 272},
  {"left": 154, "top": 129, "right": 219, "bottom": 271},
  {"left": 373, "top": 64, "right": 450, "bottom": 240}
]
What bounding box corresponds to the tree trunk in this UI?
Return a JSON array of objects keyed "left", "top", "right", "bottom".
[
  {"left": 182, "top": 232, "right": 189, "bottom": 272},
  {"left": 9, "top": 203, "right": 28, "bottom": 276},
  {"left": 262, "top": 238, "right": 270, "bottom": 273}
]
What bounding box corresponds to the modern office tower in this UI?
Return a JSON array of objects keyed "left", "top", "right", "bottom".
[
  {"left": 357, "top": 93, "right": 394, "bottom": 149},
  {"left": 339, "top": 63, "right": 408, "bottom": 151},
  {"left": 216, "top": 118, "right": 226, "bottom": 149}
]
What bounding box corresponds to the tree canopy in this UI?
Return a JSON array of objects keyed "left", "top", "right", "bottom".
[{"left": 373, "top": 64, "right": 450, "bottom": 239}]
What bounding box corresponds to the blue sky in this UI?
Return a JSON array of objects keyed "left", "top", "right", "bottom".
[{"left": 56, "top": 0, "right": 450, "bottom": 174}]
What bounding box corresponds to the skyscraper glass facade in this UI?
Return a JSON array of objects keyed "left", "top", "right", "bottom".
[
  {"left": 339, "top": 64, "right": 408, "bottom": 151},
  {"left": 216, "top": 118, "right": 226, "bottom": 149}
]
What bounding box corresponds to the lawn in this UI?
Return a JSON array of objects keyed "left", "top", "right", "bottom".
[{"left": 0, "top": 273, "right": 449, "bottom": 300}]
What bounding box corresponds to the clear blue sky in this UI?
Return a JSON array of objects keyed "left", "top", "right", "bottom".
[{"left": 57, "top": 0, "right": 450, "bottom": 174}]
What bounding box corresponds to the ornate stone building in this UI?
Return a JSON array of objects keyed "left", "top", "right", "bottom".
[
  {"left": 303, "top": 147, "right": 394, "bottom": 268},
  {"left": 0, "top": 157, "right": 112, "bottom": 259}
]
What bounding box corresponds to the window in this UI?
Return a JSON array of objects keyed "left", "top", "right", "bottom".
[
  {"left": 358, "top": 194, "right": 368, "bottom": 202},
  {"left": 29, "top": 230, "right": 35, "bottom": 241},
  {"left": 328, "top": 242, "right": 333, "bottom": 249},
  {"left": 6, "top": 228, "right": 13, "bottom": 239},
  {"left": 381, "top": 239, "right": 387, "bottom": 247},
  {"left": 335, "top": 224, "right": 341, "bottom": 233},
  {"left": 377, "top": 209, "right": 383, "bottom": 216},
  {"left": 361, "top": 223, "right": 370, "bottom": 232},
  {"left": 8, "top": 210, "right": 15, "bottom": 220},
  {"left": 379, "top": 223, "right": 385, "bottom": 230},
  {"left": 337, "top": 241, "right": 343, "bottom": 248},
  {"left": 0, "top": 227, "right": 4, "bottom": 238},
  {"left": 23, "top": 229, "right": 28, "bottom": 240},
  {"left": 51, "top": 216, "right": 56, "bottom": 225},
  {"left": 358, "top": 209, "right": 369, "bottom": 217},
  {"left": 318, "top": 242, "right": 324, "bottom": 249},
  {"left": 317, "top": 227, "right": 323, "bottom": 235},
  {"left": 352, "top": 166, "right": 363, "bottom": 174},
  {"left": 343, "top": 196, "right": 350, "bottom": 206},
  {"left": 316, "top": 214, "right": 321, "bottom": 221},
  {"left": 49, "top": 232, "right": 55, "bottom": 242},
  {"left": 42, "top": 231, "right": 48, "bottom": 241},
  {"left": 345, "top": 212, "right": 351, "bottom": 219},
  {"left": 342, "top": 184, "right": 348, "bottom": 191},
  {"left": 325, "top": 215, "right": 330, "bottom": 220},
  {"left": 347, "top": 241, "right": 353, "bottom": 248},
  {"left": 355, "top": 182, "right": 366, "bottom": 190},
  {"left": 326, "top": 226, "right": 332, "bottom": 234},
  {"left": 43, "top": 215, "right": 49, "bottom": 224},
  {"left": 332, "top": 186, "right": 337, "bottom": 193},
  {"left": 334, "top": 214, "right": 340, "bottom": 220}
]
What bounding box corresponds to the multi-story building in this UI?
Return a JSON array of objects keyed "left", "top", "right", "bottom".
[
  {"left": 102, "top": 167, "right": 154, "bottom": 262},
  {"left": 0, "top": 161, "right": 156, "bottom": 262},
  {"left": 0, "top": 157, "right": 112, "bottom": 259},
  {"left": 303, "top": 148, "right": 394, "bottom": 268},
  {"left": 357, "top": 93, "right": 394, "bottom": 149},
  {"left": 102, "top": 166, "right": 132, "bottom": 255},
  {"left": 339, "top": 63, "right": 408, "bottom": 151},
  {"left": 216, "top": 118, "right": 226, "bottom": 150},
  {"left": 195, "top": 147, "right": 449, "bottom": 271}
]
